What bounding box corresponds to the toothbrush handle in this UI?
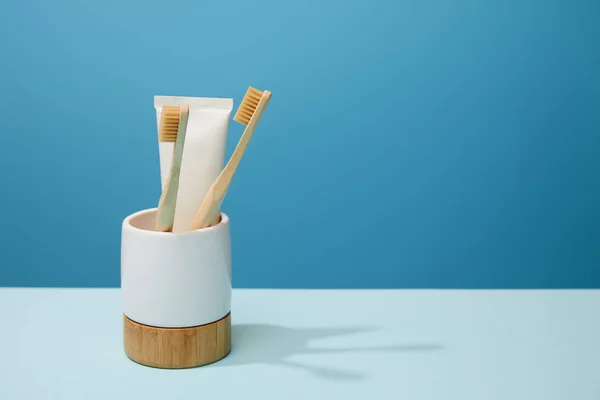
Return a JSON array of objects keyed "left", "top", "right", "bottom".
[
  {"left": 216, "top": 91, "right": 271, "bottom": 195},
  {"left": 189, "top": 91, "right": 271, "bottom": 230},
  {"left": 155, "top": 165, "right": 181, "bottom": 231},
  {"left": 155, "top": 105, "right": 189, "bottom": 232}
]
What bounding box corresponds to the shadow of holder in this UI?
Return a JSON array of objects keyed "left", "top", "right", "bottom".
[{"left": 210, "top": 323, "right": 444, "bottom": 381}]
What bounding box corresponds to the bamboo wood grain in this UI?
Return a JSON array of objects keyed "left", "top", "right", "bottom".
[
  {"left": 155, "top": 104, "right": 189, "bottom": 232},
  {"left": 123, "top": 313, "right": 231, "bottom": 368},
  {"left": 189, "top": 89, "right": 272, "bottom": 230}
]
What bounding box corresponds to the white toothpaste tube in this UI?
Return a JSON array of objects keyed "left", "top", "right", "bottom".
[{"left": 154, "top": 95, "right": 233, "bottom": 233}]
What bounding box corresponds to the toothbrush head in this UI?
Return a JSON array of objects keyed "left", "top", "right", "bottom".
[
  {"left": 158, "top": 105, "right": 182, "bottom": 142},
  {"left": 233, "top": 86, "right": 271, "bottom": 125}
]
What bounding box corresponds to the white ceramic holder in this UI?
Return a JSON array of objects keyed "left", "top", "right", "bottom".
[{"left": 121, "top": 207, "right": 232, "bottom": 368}]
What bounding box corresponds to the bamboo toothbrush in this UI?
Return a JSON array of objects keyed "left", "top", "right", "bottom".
[
  {"left": 189, "top": 86, "right": 272, "bottom": 230},
  {"left": 155, "top": 104, "right": 189, "bottom": 232}
]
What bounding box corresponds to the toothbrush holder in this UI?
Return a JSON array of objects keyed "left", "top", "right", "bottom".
[{"left": 121, "top": 207, "right": 232, "bottom": 368}]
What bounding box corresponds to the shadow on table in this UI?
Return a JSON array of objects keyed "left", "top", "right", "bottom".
[{"left": 211, "top": 323, "right": 443, "bottom": 381}]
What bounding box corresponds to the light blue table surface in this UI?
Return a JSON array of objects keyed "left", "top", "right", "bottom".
[{"left": 0, "top": 288, "right": 598, "bottom": 399}]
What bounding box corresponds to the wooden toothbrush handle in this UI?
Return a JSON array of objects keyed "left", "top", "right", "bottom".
[
  {"left": 155, "top": 164, "right": 180, "bottom": 231},
  {"left": 219, "top": 91, "right": 271, "bottom": 186},
  {"left": 210, "top": 213, "right": 221, "bottom": 226},
  {"left": 155, "top": 105, "right": 189, "bottom": 232},
  {"left": 189, "top": 91, "right": 271, "bottom": 230}
]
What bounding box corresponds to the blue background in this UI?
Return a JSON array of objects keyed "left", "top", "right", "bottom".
[{"left": 0, "top": 0, "right": 598, "bottom": 288}]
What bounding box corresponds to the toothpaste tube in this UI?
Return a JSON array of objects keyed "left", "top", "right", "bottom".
[{"left": 154, "top": 95, "right": 233, "bottom": 233}]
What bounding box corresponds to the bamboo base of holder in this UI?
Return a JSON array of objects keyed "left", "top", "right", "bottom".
[{"left": 123, "top": 312, "right": 231, "bottom": 369}]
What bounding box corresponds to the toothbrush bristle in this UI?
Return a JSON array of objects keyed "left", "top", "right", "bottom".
[
  {"left": 233, "top": 86, "right": 263, "bottom": 125},
  {"left": 158, "top": 105, "right": 181, "bottom": 142}
]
